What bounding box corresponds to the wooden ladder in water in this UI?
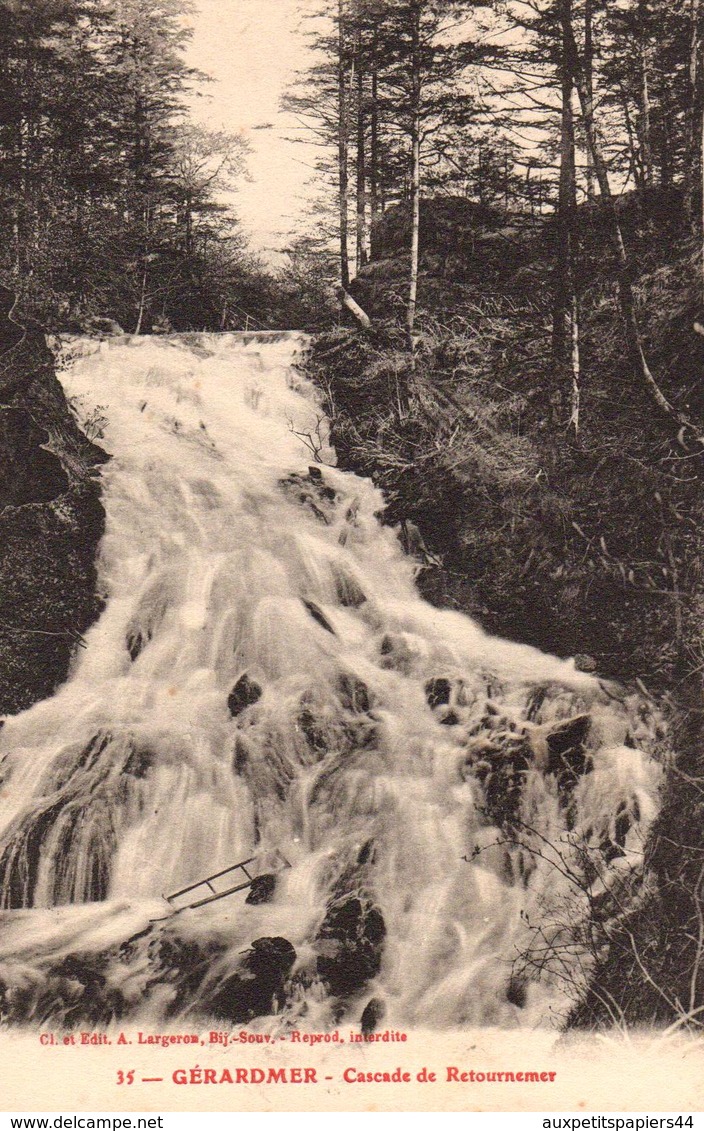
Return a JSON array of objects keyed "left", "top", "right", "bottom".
[{"left": 150, "top": 849, "right": 291, "bottom": 921}]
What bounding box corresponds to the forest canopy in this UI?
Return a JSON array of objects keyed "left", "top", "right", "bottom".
[{"left": 0, "top": 0, "right": 279, "bottom": 331}]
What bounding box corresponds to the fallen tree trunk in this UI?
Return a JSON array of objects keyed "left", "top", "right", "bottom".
[{"left": 337, "top": 286, "right": 372, "bottom": 330}]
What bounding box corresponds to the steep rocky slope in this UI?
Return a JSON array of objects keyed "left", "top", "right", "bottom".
[{"left": 0, "top": 291, "right": 107, "bottom": 714}]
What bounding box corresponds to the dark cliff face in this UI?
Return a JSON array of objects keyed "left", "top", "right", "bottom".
[{"left": 0, "top": 290, "right": 107, "bottom": 715}]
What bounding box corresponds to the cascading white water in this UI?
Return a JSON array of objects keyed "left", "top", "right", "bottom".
[{"left": 0, "top": 333, "right": 663, "bottom": 1031}]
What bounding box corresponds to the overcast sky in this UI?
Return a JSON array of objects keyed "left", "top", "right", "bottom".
[{"left": 187, "top": 0, "right": 322, "bottom": 259}]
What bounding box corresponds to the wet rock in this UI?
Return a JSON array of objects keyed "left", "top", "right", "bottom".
[
  {"left": 297, "top": 708, "right": 329, "bottom": 758},
  {"left": 574, "top": 653, "right": 598, "bottom": 673},
  {"left": 245, "top": 873, "right": 277, "bottom": 905},
  {"left": 228, "top": 673, "right": 262, "bottom": 717},
  {"left": 425, "top": 677, "right": 452, "bottom": 709},
  {"left": 249, "top": 937, "right": 296, "bottom": 977},
  {"left": 468, "top": 736, "right": 531, "bottom": 831},
  {"left": 597, "top": 800, "right": 637, "bottom": 864},
  {"left": 0, "top": 798, "right": 63, "bottom": 908},
  {"left": 545, "top": 714, "right": 592, "bottom": 795},
  {"left": 296, "top": 697, "right": 378, "bottom": 770},
  {"left": 50, "top": 954, "right": 121, "bottom": 1025},
  {"left": 316, "top": 897, "right": 386, "bottom": 998},
  {"left": 82, "top": 316, "right": 124, "bottom": 337},
  {"left": 468, "top": 711, "right": 594, "bottom": 831},
  {"left": 279, "top": 468, "right": 338, "bottom": 523},
  {"left": 399, "top": 519, "right": 427, "bottom": 558},
  {"left": 361, "top": 996, "right": 386, "bottom": 1036},
  {"left": 155, "top": 937, "right": 228, "bottom": 1013},
  {"left": 51, "top": 810, "right": 113, "bottom": 904},
  {"left": 439, "top": 709, "right": 460, "bottom": 726},
  {"left": 126, "top": 628, "right": 149, "bottom": 662},
  {"left": 233, "top": 737, "right": 249, "bottom": 774},
  {"left": 208, "top": 937, "right": 296, "bottom": 1024},
  {"left": 525, "top": 689, "right": 545, "bottom": 722},
  {"left": 357, "top": 840, "right": 375, "bottom": 866},
  {"left": 338, "top": 673, "right": 371, "bottom": 714},
  {"left": 333, "top": 567, "right": 366, "bottom": 608},
  {"left": 599, "top": 678, "right": 628, "bottom": 703},
  {"left": 307, "top": 465, "right": 336, "bottom": 501},
  {"left": 615, "top": 800, "right": 638, "bottom": 845},
  {"left": 379, "top": 633, "right": 415, "bottom": 674},
  {"left": 601, "top": 839, "right": 626, "bottom": 865},
  {"left": 302, "top": 599, "right": 335, "bottom": 635},
  {"left": 506, "top": 976, "right": 527, "bottom": 1009},
  {"left": 0, "top": 951, "right": 129, "bottom": 1027},
  {"left": 124, "top": 743, "right": 155, "bottom": 780}
]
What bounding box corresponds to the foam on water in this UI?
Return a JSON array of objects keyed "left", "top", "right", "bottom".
[{"left": 0, "top": 333, "right": 663, "bottom": 1029}]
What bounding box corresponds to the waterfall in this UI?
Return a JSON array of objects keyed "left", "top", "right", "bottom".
[{"left": 0, "top": 332, "right": 663, "bottom": 1032}]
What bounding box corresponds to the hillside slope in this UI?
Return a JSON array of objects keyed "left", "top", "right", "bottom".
[{"left": 310, "top": 192, "right": 704, "bottom": 1028}]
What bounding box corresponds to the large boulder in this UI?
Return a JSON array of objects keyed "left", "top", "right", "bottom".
[
  {"left": 208, "top": 937, "right": 296, "bottom": 1023},
  {"left": 245, "top": 873, "right": 277, "bottom": 906},
  {"left": 316, "top": 897, "right": 386, "bottom": 998}
]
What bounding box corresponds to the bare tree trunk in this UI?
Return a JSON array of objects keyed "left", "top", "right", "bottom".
[
  {"left": 477, "top": 145, "right": 486, "bottom": 206},
  {"left": 684, "top": 0, "right": 702, "bottom": 226},
  {"left": 406, "top": 1, "right": 421, "bottom": 367},
  {"left": 369, "top": 32, "right": 380, "bottom": 259},
  {"left": 134, "top": 259, "right": 149, "bottom": 335},
  {"left": 526, "top": 162, "right": 534, "bottom": 219},
  {"left": 658, "top": 87, "right": 674, "bottom": 188},
  {"left": 637, "top": 0, "right": 654, "bottom": 189},
  {"left": 554, "top": 0, "right": 581, "bottom": 435},
  {"left": 569, "top": 289, "right": 581, "bottom": 436},
  {"left": 355, "top": 27, "right": 368, "bottom": 271},
  {"left": 134, "top": 203, "right": 151, "bottom": 335},
  {"left": 584, "top": 0, "right": 596, "bottom": 201},
  {"left": 562, "top": 7, "right": 699, "bottom": 434},
  {"left": 553, "top": 32, "right": 574, "bottom": 366},
  {"left": 338, "top": 0, "right": 351, "bottom": 290}
]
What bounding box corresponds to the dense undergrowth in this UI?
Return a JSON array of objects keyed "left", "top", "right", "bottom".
[{"left": 308, "top": 191, "right": 704, "bottom": 1029}]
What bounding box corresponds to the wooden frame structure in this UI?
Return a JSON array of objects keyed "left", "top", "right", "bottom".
[{"left": 160, "top": 849, "right": 291, "bottom": 916}]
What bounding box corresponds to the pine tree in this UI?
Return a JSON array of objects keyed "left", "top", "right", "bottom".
[{"left": 0, "top": 0, "right": 254, "bottom": 331}]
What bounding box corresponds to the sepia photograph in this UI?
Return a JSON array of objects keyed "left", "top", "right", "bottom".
[{"left": 0, "top": 0, "right": 703, "bottom": 1114}]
